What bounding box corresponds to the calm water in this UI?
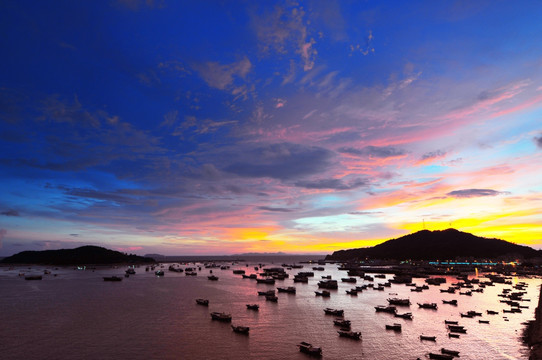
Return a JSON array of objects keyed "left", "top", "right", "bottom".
[{"left": 0, "top": 259, "right": 538, "bottom": 360}]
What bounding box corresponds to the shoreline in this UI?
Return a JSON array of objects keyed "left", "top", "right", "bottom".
[{"left": 527, "top": 284, "right": 542, "bottom": 359}]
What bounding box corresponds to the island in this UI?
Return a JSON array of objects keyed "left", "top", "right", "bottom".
[{"left": 0, "top": 245, "right": 155, "bottom": 265}]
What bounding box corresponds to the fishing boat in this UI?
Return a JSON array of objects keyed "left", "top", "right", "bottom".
[
  {"left": 210, "top": 312, "right": 232, "bottom": 322},
  {"left": 297, "top": 342, "right": 322, "bottom": 356},
  {"left": 196, "top": 298, "right": 209, "bottom": 306},
  {"left": 441, "top": 348, "right": 460, "bottom": 356},
  {"left": 25, "top": 275, "right": 43, "bottom": 280},
  {"left": 420, "top": 335, "right": 437, "bottom": 341},
  {"left": 324, "top": 308, "right": 344, "bottom": 316},
  {"left": 418, "top": 302, "right": 438, "bottom": 309},
  {"left": 387, "top": 298, "right": 411, "bottom": 306},
  {"left": 231, "top": 325, "right": 249, "bottom": 334},
  {"left": 315, "top": 290, "right": 331, "bottom": 297},
  {"left": 375, "top": 305, "right": 397, "bottom": 314},
  {"left": 337, "top": 330, "right": 361, "bottom": 339},
  {"left": 395, "top": 312, "right": 413, "bottom": 319},
  {"left": 385, "top": 323, "right": 402, "bottom": 331},
  {"left": 277, "top": 286, "right": 296, "bottom": 294},
  {"left": 442, "top": 299, "right": 457, "bottom": 305},
  {"left": 258, "top": 290, "right": 275, "bottom": 296},
  {"left": 103, "top": 276, "right": 122, "bottom": 282},
  {"left": 428, "top": 353, "right": 453, "bottom": 360},
  {"left": 448, "top": 333, "right": 460, "bottom": 338},
  {"left": 155, "top": 270, "right": 164, "bottom": 276},
  {"left": 265, "top": 295, "right": 278, "bottom": 302},
  {"left": 333, "top": 319, "right": 351, "bottom": 328},
  {"left": 246, "top": 304, "right": 259, "bottom": 310},
  {"left": 207, "top": 275, "right": 219, "bottom": 281}
]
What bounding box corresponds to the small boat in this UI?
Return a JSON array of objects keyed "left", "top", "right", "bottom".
[
  {"left": 375, "top": 305, "right": 397, "bottom": 314},
  {"left": 232, "top": 269, "right": 246, "bottom": 275},
  {"left": 315, "top": 290, "right": 330, "bottom": 297},
  {"left": 210, "top": 312, "right": 232, "bottom": 322},
  {"left": 333, "top": 319, "right": 351, "bottom": 328},
  {"left": 277, "top": 286, "right": 296, "bottom": 294},
  {"left": 444, "top": 320, "right": 458, "bottom": 325},
  {"left": 231, "top": 325, "right": 249, "bottom": 334},
  {"left": 395, "top": 312, "right": 413, "bottom": 320},
  {"left": 479, "top": 320, "right": 490, "bottom": 324},
  {"left": 341, "top": 277, "right": 357, "bottom": 283},
  {"left": 487, "top": 310, "right": 499, "bottom": 315},
  {"left": 24, "top": 275, "right": 43, "bottom": 280},
  {"left": 185, "top": 271, "right": 197, "bottom": 276},
  {"left": 442, "top": 299, "right": 458, "bottom": 305},
  {"left": 256, "top": 278, "right": 275, "bottom": 284},
  {"left": 441, "top": 348, "right": 460, "bottom": 356},
  {"left": 207, "top": 275, "right": 219, "bottom": 281},
  {"left": 418, "top": 302, "right": 438, "bottom": 309},
  {"left": 429, "top": 353, "right": 453, "bottom": 360},
  {"left": 460, "top": 313, "right": 473, "bottom": 318},
  {"left": 420, "top": 335, "right": 437, "bottom": 341},
  {"left": 196, "top": 298, "right": 209, "bottom": 306},
  {"left": 246, "top": 304, "right": 259, "bottom": 310},
  {"left": 155, "top": 270, "right": 164, "bottom": 276},
  {"left": 337, "top": 330, "right": 361, "bottom": 339},
  {"left": 448, "top": 333, "right": 460, "bottom": 338},
  {"left": 387, "top": 298, "right": 411, "bottom": 306},
  {"left": 346, "top": 289, "right": 358, "bottom": 295},
  {"left": 265, "top": 295, "right": 278, "bottom": 302},
  {"left": 103, "top": 276, "right": 123, "bottom": 282},
  {"left": 125, "top": 268, "right": 136, "bottom": 275},
  {"left": 324, "top": 308, "right": 344, "bottom": 316},
  {"left": 448, "top": 325, "right": 467, "bottom": 333},
  {"left": 258, "top": 290, "right": 275, "bottom": 296},
  {"left": 297, "top": 342, "right": 322, "bottom": 356},
  {"left": 385, "top": 323, "right": 402, "bottom": 331}
]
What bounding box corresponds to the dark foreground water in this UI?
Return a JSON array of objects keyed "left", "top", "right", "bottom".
[{"left": 0, "top": 259, "right": 538, "bottom": 360}]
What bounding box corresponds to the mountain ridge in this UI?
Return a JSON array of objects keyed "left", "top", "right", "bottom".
[
  {"left": 0, "top": 245, "right": 155, "bottom": 265},
  {"left": 326, "top": 228, "right": 541, "bottom": 261}
]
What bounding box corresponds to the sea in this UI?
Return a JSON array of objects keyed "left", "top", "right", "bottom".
[{"left": 0, "top": 255, "right": 538, "bottom": 360}]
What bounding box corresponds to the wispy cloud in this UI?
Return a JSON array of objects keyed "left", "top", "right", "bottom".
[
  {"left": 1, "top": 209, "right": 20, "bottom": 216},
  {"left": 447, "top": 189, "right": 505, "bottom": 198},
  {"left": 195, "top": 57, "right": 252, "bottom": 91}
]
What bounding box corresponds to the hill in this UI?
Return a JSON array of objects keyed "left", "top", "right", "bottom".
[
  {"left": 326, "top": 228, "right": 541, "bottom": 261},
  {"left": 0, "top": 245, "right": 155, "bottom": 265}
]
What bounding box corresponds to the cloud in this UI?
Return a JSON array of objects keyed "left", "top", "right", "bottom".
[
  {"left": 1, "top": 209, "right": 20, "bottom": 216},
  {"left": 338, "top": 146, "right": 406, "bottom": 158},
  {"left": 417, "top": 150, "right": 447, "bottom": 165},
  {"left": 195, "top": 57, "right": 251, "bottom": 90},
  {"left": 224, "top": 143, "right": 335, "bottom": 180},
  {"left": 252, "top": 4, "right": 316, "bottom": 71},
  {"left": 447, "top": 189, "right": 504, "bottom": 198},
  {"left": 294, "top": 178, "right": 368, "bottom": 190},
  {"left": 349, "top": 30, "right": 375, "bottom": 56},
  {"left": 257, "top": 206, "right": 294, "bottom": 212},
  {"left": 535, "top": 134, "right": 542, "bottom": 149},
  {"left": 0, "top": 228, "right": 5, "bottom": 249}
]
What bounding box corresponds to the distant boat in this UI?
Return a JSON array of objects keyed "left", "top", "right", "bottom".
[
  {"left": 231, "top": 325, "right": 249, "bottom": 334},
  {"left": 297, "top": 342, "right": 322, "bottom": 356},
  {"left": 103, "top": 276, "right": 122, "bottom": 282},
  {"left": 324, "top": 308, "right": 344, "bottom": 316},
  {"left": 385, "top": 323, "right": 402, "bottom": 331},
  {"left": 420, "top": 335, "right": 436, "bottom": 341},
  {"left": 125, "top": 268, "right": 136, "bottom": 275},
  {"left": 196, "top": 299, "right": 209, "bottom": 306},
  {"left": 387, "top": 298, "right": 411, "bottom": 306},
  {"left": 155, "top": 270, "right": 164, "bottom": 276},
  {"left": 210, "top": 312, "right": 232, "bottom": 322},
  {"left": 265, "top": 295, "right": 278, "bottom": 302},
  {"left": 24, "top": 275, "right": 42, "bottom": 280},
  {"left": 207, "top": 275, "right": 219, "bottom": 281},
  {"left": 442, "top": 299, "right": 458, "bottom": 305},
  {"left": 441, "top": 348, "right": 460, "bottom": 356},
  {"left": 337, "top": 329, "right": 361, "bottom": 339},
  {"left": 375, "top": 305, "right": 396, "bottom": 314},
  {"left": 429, "top": 353, "right": 453, "bottom": 360},
  {"left": 246, "top": 304, "right": 259, "bottom": 310},
  {"left": 333, "top": 319, "right": 351, "bottom": 328},
  {"left": 315, "top": 290, "right": 330, "bottom": 297},
  {"left": 418, "top": 302, "right": 438, "bottom": 309},
  {"left": 395, "top": 312, "right": 413, "bottom": 320},
  {"left": 277, "top": 286, "right": 296, "bottom": 294}
]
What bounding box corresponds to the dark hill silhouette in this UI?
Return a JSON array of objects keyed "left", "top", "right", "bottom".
[
  {"left": 1, "top": 245, "right": 155, "bottom": 265},
  {"left": 326, "top": 228, "right": 541, "bottom": 261}
]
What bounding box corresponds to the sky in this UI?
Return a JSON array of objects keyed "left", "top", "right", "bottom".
[{"left": 1, "top": 0, "right": 542, "bottom": 256}]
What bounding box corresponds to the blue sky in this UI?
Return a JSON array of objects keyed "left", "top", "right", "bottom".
[{"left": 1, "top": 0, "right": 542, "bottom": 255}]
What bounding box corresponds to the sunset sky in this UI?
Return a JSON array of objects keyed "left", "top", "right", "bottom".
[{"left": 1, "top": 1, "right": 542, "bottom": 256}]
